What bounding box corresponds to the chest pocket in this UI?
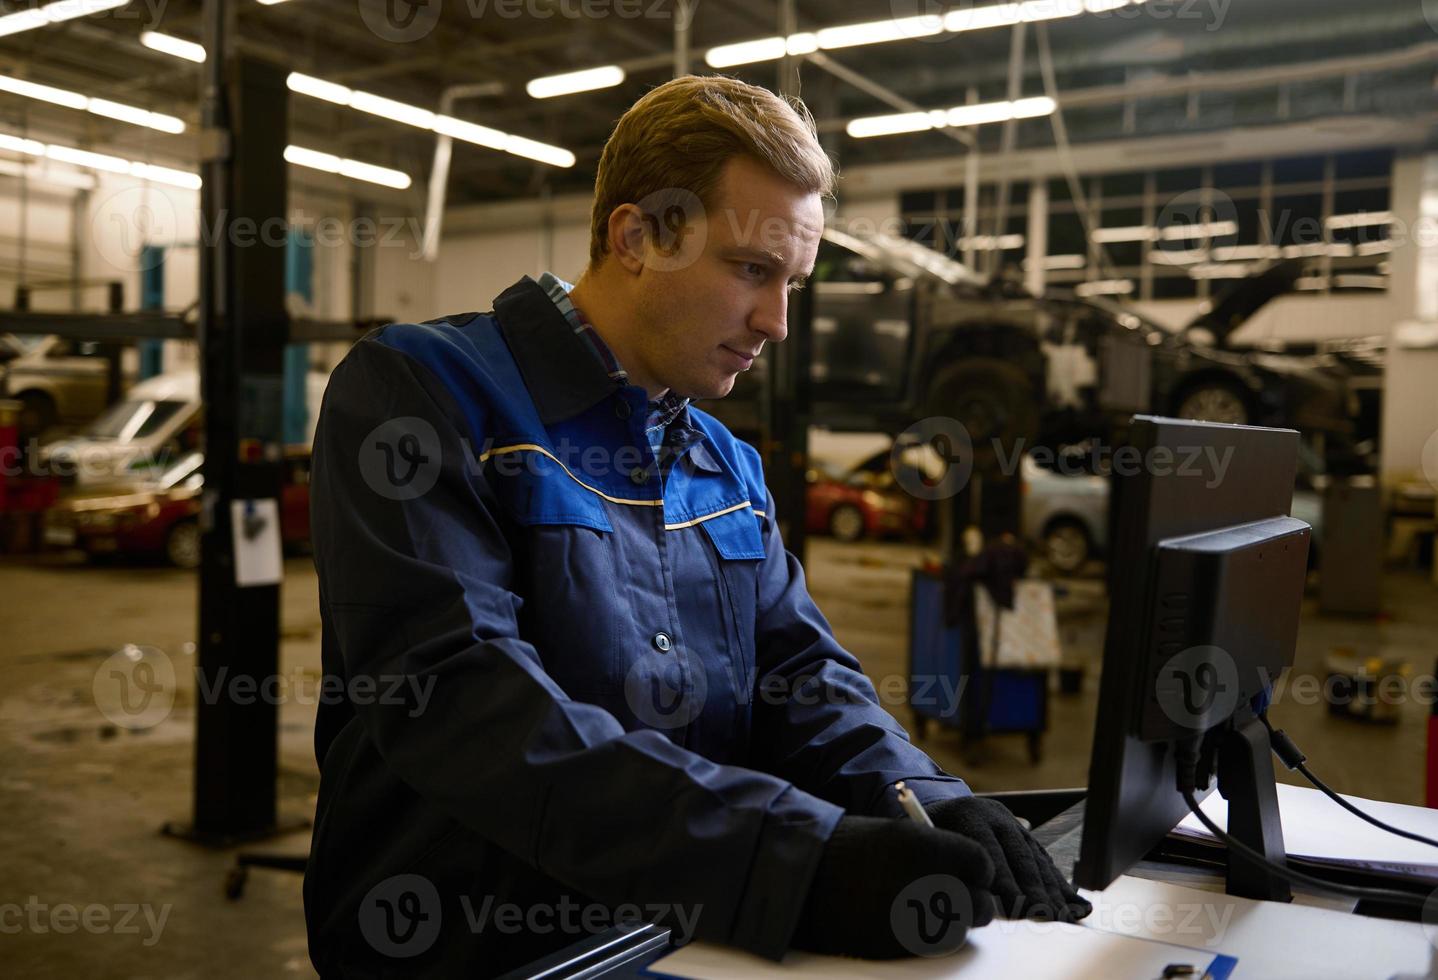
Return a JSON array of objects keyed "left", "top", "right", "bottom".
[{"left": 486, "top": 445, "right": 617, "bottom": 532}]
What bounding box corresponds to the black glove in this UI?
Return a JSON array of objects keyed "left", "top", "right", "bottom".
[
  {"left": 790, "top": 815, "right": 997, "bottom": 960},
  {"left": 925, "top": 796, "right": 1092, "bottom": 924}
]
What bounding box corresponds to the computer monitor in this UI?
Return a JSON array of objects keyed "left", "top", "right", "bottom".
[{"left": 1074, "top": 416, "right": 1312, "bottom": 901}]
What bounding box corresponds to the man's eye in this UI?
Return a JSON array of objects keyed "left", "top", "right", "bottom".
[{"left": 740, "top": 262, "right": 766, "bottom": 278}]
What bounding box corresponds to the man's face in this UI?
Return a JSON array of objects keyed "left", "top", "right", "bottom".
[{"left": 627, "top": 155, "right": 825, "bottom": 400}]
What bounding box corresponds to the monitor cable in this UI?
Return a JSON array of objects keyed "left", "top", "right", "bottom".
[{"left": 1259, "top": 711, "right": 1438, "bottom": 852}]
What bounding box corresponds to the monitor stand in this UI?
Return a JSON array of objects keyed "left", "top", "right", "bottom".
[{"left": 1213, "top": 712, "right": 1293, "bottom": 902}]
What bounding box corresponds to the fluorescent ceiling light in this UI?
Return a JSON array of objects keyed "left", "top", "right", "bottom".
[
  {"left": 705, "top": 36, "right": 787, "bottom": 68},
  {"left": 0, "top": 74, "right": 186, "bottom": 134},
  {"left": 141, "top": 31, "right": 206, "bottom": 63},
  {"left": 287, "top": 71, "right": 575, "bottom": 169},
  {"left": 257, "top": 0, "right": 292, "bottom": 4},
  {"left": 1212, "top": 244, "right": 1281, "bottom": 261},
  {"left": 1333, "top": 274, "right": 1386, "bottom": 289},
  {"left": 816, "top": 15, "right": 942, "bottom": 49},
  {"left": 0, "top": 130, "right": 200, "bottom": 189},
  {"left": 526, "top": 66, "right": 624, "bottom": 100},
  {"left": 46, "top": 144, "right": 130, "bottom": 173},
  {"left": 1355, "top": 239, "right": 1393, "bottom": 256},
  {"left": 287, "top": 72, "right": 351, "bottom": 106},
  {"left": 851, "top": 97, "right": 1054, "bottom": 139},
  {"left": 350, "top": 90, "right": 435, "bottom": 129},
  {"left": 1075, "top": 279, "right": 1134, "bottom": 296},
  {"left": 1158, "top": 219, "right": 1238, "bottom": 241},
  {"left": 87, "top": 98, "right": 185, "bottom": 134},
  {"left": 1038, "top": 253, "right": 1086, "bottom": 270},
  {"left": 285, "top": 144, "right": 411, "bottom": 189},
  {"left": 432, "top": 115, "right": 509, "bottom": 151},
  {"left": 1326, "top": 210, "right": 1393, "bottom": 229},
  {"left": 847, "top": 111, "right": 944, "bottom": 139},
  {"left": 0, "top": 75, "right": 85, "bottom": 109},
  {"left": 1189, "top": 263, "right": 1252, "bottom": 280},
  {"left": 958, "top": 234, "right": 1025, "bottom": 251},
  {"left": 1091, "top": 225, "right": 1155, "bottom": 243},
  {"left": 505, "top": 135, "right": 575, "bottom": 169},
  {"left": 0, "top": 0, "right": 126, "bottom": 37}
]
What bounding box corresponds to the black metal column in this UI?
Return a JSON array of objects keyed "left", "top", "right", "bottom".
[
  {"left": 167, "top": 16, "right": 291, "bottom": 844},
  {"left": 763, "top": 271, "right": 813, "bottom": 564}
]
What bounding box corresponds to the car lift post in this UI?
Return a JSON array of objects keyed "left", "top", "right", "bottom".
[{"left": 163, "top": 0, "right": 294, "bottom": 845}]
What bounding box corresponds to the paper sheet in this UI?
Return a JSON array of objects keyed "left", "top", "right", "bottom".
[
  {"left": 1173, "top": 782, "right": 1438, "bottom": 878},
  {"left": 1082, "top": 875, "right": 1437, "bottom": 980},
  {"left": 645, "top": 921, "right": 1233, "bottom": 980}
]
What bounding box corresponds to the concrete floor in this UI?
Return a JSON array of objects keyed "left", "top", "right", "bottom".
[{"left": 2, "top": 539, "right": 1435, "bottom": 976}]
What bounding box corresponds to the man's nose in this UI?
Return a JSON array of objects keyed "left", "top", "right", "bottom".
[{"left": 750, "top": 288, "right": 790, "bottom": 344}]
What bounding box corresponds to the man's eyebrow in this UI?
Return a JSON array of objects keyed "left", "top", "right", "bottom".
[{"left": 725, "top": 245, "right": 788, "bottom": 266}]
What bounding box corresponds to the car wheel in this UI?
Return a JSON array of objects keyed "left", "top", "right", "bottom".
[
  {"left": 17, "top": 391, "right": 58, "bottom": 439},
  {"left": 1176, "top": 380, "right": 1251, "bottom": 426},
  {"left": 829, "top": 504, "right": 866, "bottom": 543},
  {"left": 924, "top": 357, "right": 1039, "bottom": 473},
  {"left": 1044, "top": 518, "right": 1090, "bottom": 574},
  {"left": 165, "top": 520, "right": 201, "bottom": 570}
]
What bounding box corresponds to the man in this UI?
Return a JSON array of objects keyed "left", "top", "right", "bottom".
[{"left": 306, "top": 74, "right": 1089, "bottom": 976}]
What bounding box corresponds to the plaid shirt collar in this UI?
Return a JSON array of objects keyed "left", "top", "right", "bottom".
[{"left": 537, "top": 272, "right": 691, "bottom": 438}]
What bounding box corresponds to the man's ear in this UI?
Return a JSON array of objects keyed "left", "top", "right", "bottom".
[{"left": 606, "top": 204, "right": 649, "bottom": 275}]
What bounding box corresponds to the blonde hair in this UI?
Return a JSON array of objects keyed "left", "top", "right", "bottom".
[{"left": 587, "top": 74, "right": 835, "bottom": 266}]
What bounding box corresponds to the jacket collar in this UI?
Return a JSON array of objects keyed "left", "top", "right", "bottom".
[{"left": 493, "top": 276, "right": 618, "bottom": 426}]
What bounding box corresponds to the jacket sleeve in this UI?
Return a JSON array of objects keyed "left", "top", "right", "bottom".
[
  {"left": 310, "top": 336, "right": 843, "bottom": 960},
  {"left": 747, "top": 488, "right": 972, "bottom": 816}
]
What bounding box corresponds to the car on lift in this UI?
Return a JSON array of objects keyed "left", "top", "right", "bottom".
[
  {"left": 705, "top": 231, "right": 1356, "bottom": 462},
  {"left": 42, "top": 449, "right": 313, "bottom": 568},
  {"left": 0, "top": 333, "right": 136, "bottom": 438}
]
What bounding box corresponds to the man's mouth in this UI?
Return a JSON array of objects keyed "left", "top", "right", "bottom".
[{"left": 720, "top": 344, "right": 759, "bottom": 369}]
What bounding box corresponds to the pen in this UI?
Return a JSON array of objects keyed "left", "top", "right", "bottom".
[{"left": 894, "top": 781, "right": 935, "bottom": 827}]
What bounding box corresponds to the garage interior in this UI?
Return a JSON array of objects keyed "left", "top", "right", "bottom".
[{"left": 3, "top": 0, "right": 1438, "bottom": 976}]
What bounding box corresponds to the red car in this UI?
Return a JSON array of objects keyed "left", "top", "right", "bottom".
[
  {"left": 43, "top": 450, "right": 311, "bottom": 568},
  {"left": 805, "top": 450, "right": 930, "bottom": 542}
]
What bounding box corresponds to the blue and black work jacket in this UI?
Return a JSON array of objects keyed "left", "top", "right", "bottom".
[{"left": 304, "top": 275, "right": 971, "bottom": 976}]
